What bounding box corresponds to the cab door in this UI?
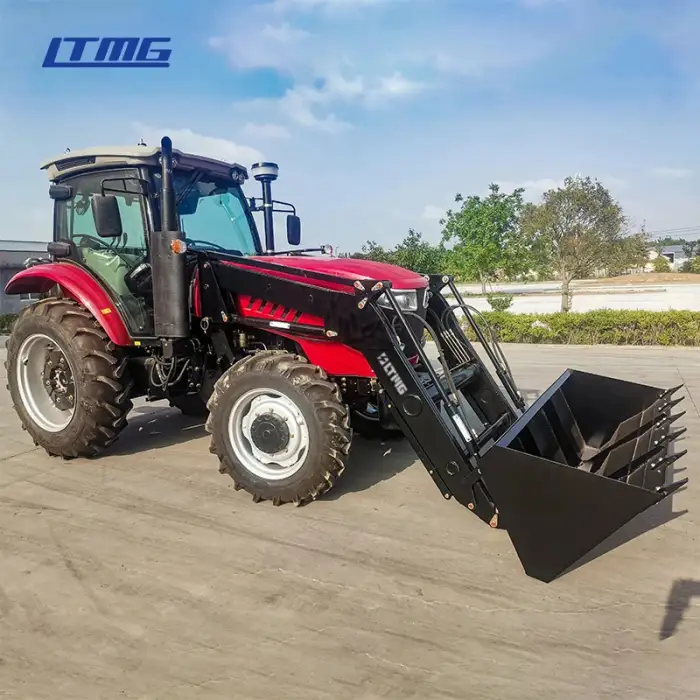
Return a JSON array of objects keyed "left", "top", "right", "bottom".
[{"left": 53, "top": 168, "right": 154, "bottom": 336}]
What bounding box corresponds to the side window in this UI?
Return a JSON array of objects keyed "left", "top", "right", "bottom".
[{"left": 56, "top": 170, "right": 148, "bottom": 254}]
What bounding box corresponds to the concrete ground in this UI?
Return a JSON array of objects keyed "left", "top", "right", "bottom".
[
  {"left": 0, "top": 344, "right": 699, "bottom": 699},
  {"left": 453, "top": 284, "right": 700, "bottom": 314}
]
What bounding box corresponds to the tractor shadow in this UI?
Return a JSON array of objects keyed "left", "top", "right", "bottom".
[
  {"left": 324, "top": 433, "right": 417, "bottom": 500},
  {"left": 659, "top": 578, "right": 700, "bottom": 640},
  {"left": 108, "top": 403, "right": 208, "bottom": 456},
  {"left": 561, "top": 432, "right": 689, "bottom": 577},
  {"left": 109, "top": 388, "right": 545, "bottom": 499}
]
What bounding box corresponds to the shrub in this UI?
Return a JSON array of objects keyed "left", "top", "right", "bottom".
[
  {"left": 653, "top": 255, "right": 672, "bottom": 272},
  {"left": 0, "top": 314, "right": 17, "bottom": 334},
  {"left": 461, "top": 309, "right": 700, "bottom": 346},
  {"left": 680, "top": 257, "right": 700, "bottom": 274},
  {"left": 486, "top": 293, "right": 514, "bottom": 312}
]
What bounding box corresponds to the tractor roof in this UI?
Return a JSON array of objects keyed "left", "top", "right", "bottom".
[{"left": 40, "top": 145, "right": 248, "bottom": 182}]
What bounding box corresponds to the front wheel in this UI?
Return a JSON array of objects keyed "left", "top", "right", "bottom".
[
  {"left": 5, "top": 298, "right": 134, "bottom": 458},
  {"left": 205, "top": 350, "right": 352, "bottom": 506}
]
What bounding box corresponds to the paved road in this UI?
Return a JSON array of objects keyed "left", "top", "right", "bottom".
[
  {"left": 451, "top": 284, "right": 700, "bottom": 314},
  {"left": 1, "top": 344, "right": 699, "bottom": 699}
]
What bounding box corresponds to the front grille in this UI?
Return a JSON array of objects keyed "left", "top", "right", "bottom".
[{"left": 396, "top": 303, "right": 427, "bottom": 357}]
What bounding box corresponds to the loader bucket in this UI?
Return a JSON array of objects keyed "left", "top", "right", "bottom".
[{"left": 479, "top": 369, "right": 688, "bottom": 583}]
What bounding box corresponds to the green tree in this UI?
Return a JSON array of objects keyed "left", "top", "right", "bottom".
[
  {"left": 440, "top": 183, "right": 532, "bottom": 292},
  {"left": 391, "top": 228, "right": 448, "bottom": 275},
  {"left": 521, "top": 175, "right": 627, "bottom": 312},
  {"left": 682, "top": 240, "right": 699, "bottom": 259},
  {"left": 352, "top": 240, "right": 394, "bottom": 264},
  {"left": 606, "top": 230, "right": 650, "bottom": 276},
  {"left": 351, "top": 230, "right": 450, "bottom": 275}
]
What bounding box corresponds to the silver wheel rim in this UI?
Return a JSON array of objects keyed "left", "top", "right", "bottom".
[
  {"left": 227, "top": 387, "right": 310, "bottom": 480},
  {"left": 15, "top": 333, "right": 76, "bottom": 433}
]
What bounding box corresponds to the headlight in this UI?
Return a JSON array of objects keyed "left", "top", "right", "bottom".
[{"left": 377, "top": 289, "right": 419, "bottom": 312}]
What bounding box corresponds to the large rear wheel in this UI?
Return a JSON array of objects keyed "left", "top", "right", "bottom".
[
  {"left": 206, "top": 350, "right": 352, "bottom": 505},
  {"left": 5, "top": 298, "right": 134, "bottom": 458}
]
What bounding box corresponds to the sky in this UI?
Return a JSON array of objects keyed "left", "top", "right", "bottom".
[{"left": 0, "top": 0, "right": 699, "bottom": 252}]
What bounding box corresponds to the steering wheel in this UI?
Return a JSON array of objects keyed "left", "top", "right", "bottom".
[
  {"left": 74, "top": 235, "right": 135, "bottom": 267},
  {"left": 185, "top": 239, "right": 233, "bottom": 253}
]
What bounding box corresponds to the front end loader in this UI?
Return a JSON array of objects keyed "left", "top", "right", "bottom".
[{"left": 3, "top": 136, "right": 689, "bottom": 583}]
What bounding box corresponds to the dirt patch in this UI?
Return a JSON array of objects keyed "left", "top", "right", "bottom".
[{"left": 576, "top": 273, "right": 699, "bottom": 286}]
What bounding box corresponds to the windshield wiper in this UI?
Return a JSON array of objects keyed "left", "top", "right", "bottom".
[{"left": 175, "top": 169, "right": 202, "bottom": 205}]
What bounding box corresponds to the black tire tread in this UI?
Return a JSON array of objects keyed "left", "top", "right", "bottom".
[
  {"left": 205, "top": 350, "right": 352, "bottom": 506},
  {"left": 4, "top": 297, "right": 133, "bottom": 458}
]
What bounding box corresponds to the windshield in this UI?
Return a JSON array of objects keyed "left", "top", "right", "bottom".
[{"left": 153, "top": 170, "right": 261, "bottom": 255}]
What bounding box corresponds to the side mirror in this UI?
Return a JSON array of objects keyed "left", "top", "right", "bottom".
[
  {"left": 286, "top": 214, "right": 301, "bottom": 246},
  {"left": 49, "top": 184, "right": 72, "bottom": 201},
  {"left": 91, "top": 194, "right": 123, "bottom": 238},
  {"left": 47, "top": 241, "right": 72, "bottom": 258}
]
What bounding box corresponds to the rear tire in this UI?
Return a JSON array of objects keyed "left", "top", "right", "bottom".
[
  {"left": 5, "top": 298, "right": 134, "bottom": 458},
  {"left": 205, "top": 350, "right": 352, "bottom": 506}
]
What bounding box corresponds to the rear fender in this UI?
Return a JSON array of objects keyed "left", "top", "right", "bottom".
[{"left": 4, "top": 263, "right": 132, "bottom": 346}]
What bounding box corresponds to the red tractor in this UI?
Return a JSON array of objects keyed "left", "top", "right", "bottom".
[{"left": 4, "top": 136, "right": 688, "bottom": 582}]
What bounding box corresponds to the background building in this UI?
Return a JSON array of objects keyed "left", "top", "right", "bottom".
[{"left": 0, "top": 240, "right": 49, "bottom": 314}]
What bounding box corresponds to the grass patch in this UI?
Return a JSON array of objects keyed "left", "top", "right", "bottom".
[{"left": 462, "top": 309, "right": 700, "bottom": 346}]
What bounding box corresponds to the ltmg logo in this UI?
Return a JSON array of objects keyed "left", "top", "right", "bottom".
[{"left": 43, "top": 37, "right": 171, "bottom": 68}]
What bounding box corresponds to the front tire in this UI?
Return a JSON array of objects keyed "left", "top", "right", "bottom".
[
  {"left": 205, "top": 350, "right": 352, "bottom": 506},
  {"left": 5, "top": 298, "right": 134, "bottom": 458}
]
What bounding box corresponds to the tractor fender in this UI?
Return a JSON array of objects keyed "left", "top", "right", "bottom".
[{"left": 4, "top": 263, "right": 131, "bottom": 346}]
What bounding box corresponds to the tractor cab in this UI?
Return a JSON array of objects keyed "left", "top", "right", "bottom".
[{"left": 39, "top": 145, "right": 305, "bottom": 337}]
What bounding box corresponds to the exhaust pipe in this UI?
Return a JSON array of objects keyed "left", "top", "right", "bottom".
[
  {"left": 479, "top": 369, "right": 687, "bottom": 582},
  {"left": 151, "top": 135, "right": 189, "bottom": 341}
]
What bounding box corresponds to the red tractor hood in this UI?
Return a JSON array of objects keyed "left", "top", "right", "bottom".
[{"left": 251, "top": 255, "right": 428, "bottom": 290}]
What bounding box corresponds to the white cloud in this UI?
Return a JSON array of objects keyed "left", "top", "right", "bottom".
[
  {"left": 265, "top": 0, "right": 396, "bottom": 13},
  {"left": 278, "top": 88, "right": 352, "bottom": 132},
  {"left": 649, "top": 167, "right": 694, "bottom": 179},
  {"left": 132, "top": 122, "right": 263, "bottom": 166},
  {"left": 268, "top": 69, "right": 423, "bottom": 131},
  {"left": 494, "top": 177, "right": 564, "bottom": 199},
  {"left": 517, "top": 0, "right": 575, "bottom": 8},
  {"left": 209, "top": 2, "right": 434, "bottom": 132},
  {"left": 364, "top": 72, "right": 425, "bottom": 105},
  {"left": 493, "top": 174, "right": 628, "bottom": 200},
  {"left": 604, "top": 175, "right": 629, "bottom": 190},
  {"left": 422, "top": 204, "right": 445, "bottom": 221},
  {"left": 242, "top": 122, "right": 291, "bottom": 140},
  {"left": 260, "top": 22, "right": 310, "bottom": 43}
]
